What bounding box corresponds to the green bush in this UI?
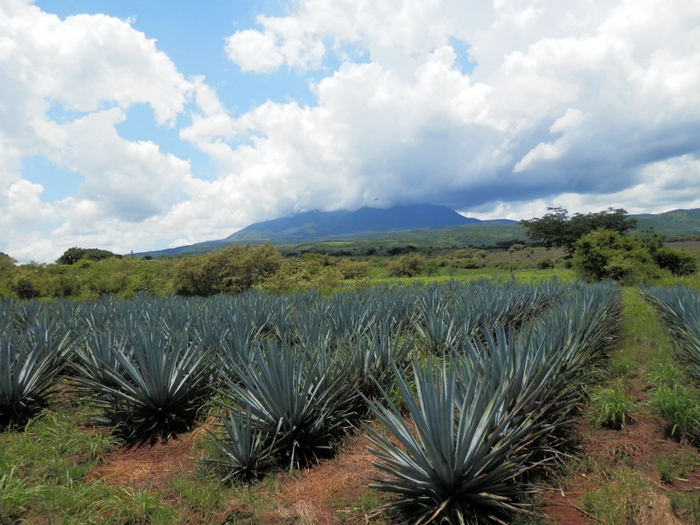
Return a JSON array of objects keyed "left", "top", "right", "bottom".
[
  {"left": 387, "top": 253, "right": 426, "bottom": 277},
  {"left": 172, "top": 243, "right": 284, "bottom": 296},
  {"left": 334, "top": 258, "right": 369, "bottom": 279},
  {"left": 648, "top": 384, "right": 700, "bottom": 443},
  {"left": 12, "top": 276, "right": 41, "bottom": 300},
  {"left": 572, "top": 229, "right": 664, "bottom": 285},
  {"left": 537, "top": 258, "right": 555, "bottom": 269},
  {"left": 653, "top": 247, "right": 698, "bottom": 276}
]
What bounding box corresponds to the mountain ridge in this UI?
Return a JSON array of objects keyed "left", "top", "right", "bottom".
[
  {"left": 226, "top": 204, "right": 513, "bottom": 242},
  {"left": 136, "top": 205, "right": 700, "bottom": 258}
]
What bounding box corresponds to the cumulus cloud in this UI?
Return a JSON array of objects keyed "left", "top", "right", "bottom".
[
  {"left": 2, "top": 0, "right": 700, "bottom": 262},
  {"left": 0, "top": 0, "right": 203, "bottom": 260},
  {"left": 215, "top": 0, "right": 700, "bottom": 216}
]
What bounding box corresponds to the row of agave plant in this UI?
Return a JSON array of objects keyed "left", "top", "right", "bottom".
[
  {"left": 363, "top": 281, "right": 622, "bottom": 524},
  {"left": 1, "top": 279, "right": 566, "bottom": 432},
  {"left": 639, "top": 284, "right": 700, "bottom": 382},
  {"left": 0, "top": 278, "right": 621, "bottom": 524}
]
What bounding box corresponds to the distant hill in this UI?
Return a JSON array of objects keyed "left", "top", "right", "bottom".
[
  {"left": 135, "top": 205, "right": 700, "bottom": 259},
  {"left": 633, "top": 208, "right": 700, "bottom": 236},
  {"left": 136, "top": 204, "right": 518, "bottom": 257},
  {"left": 226, "top": 204, "right": 514, "bottom": 242}
]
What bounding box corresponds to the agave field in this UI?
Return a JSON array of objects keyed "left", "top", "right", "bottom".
[
  {"left": 640, "top": 284, "right": 700, "bottom": 384},
  {"left": 0, "top": 278, "right": 624, "bottom": 524},
  {"left": 639, "top": 284, "right": 700, "bottom": 446}
]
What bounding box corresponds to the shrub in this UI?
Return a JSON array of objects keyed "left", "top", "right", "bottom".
[
  {"left": 12, "top": 276, "right": 41, "bottom": 300},
  {"left": 172, "top": 243, "right": 283, "bottom": 296},
  {"left": 387, "top": 253, "right": 426, "bottom": 277},
  {"left": 423, "top": 259, "right": 440, "bottom": 276},
  {"left": 652, "top": 247, "right": 698, "bottom": 276},
  {"left": 537, "top": 258, "right": 555, "bottom": 269},
  {"left": 334, "top": 259, "right": 369, "bottom": 279},
  {"left": 572, "top": 229, "right": 663, "bottom": 285}
]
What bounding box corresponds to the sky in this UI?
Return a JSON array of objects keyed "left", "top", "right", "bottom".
[{"left": 1, "top": 0, "right": 700, "bottom": 262}]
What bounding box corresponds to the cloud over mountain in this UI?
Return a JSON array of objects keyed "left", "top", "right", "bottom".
[{"left": 1, "top": 0, "right": 699, "bottom": 261}]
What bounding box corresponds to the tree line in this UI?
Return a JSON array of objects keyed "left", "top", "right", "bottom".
[{"left": 520, "top": 207, "right": 697, "bottom": 284}]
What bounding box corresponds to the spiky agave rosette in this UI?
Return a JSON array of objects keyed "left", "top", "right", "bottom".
[
  {"left": 220, "top": 339, "right": 358, "bottom": 473},
  {"left": 73, "top": 321, "right": 214, "bottom": 444},
  {"left": 0, "top": 314, "right": 72, "bottom": 428}
]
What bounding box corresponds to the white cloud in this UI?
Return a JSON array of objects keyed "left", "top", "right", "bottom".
[
  {"left": 0, "top": 0, "right": 205, "bottom": 260},
  {"left": 2, "top": 0, "right": 700, "bottom": 262},
  {"left": 213, "top": 0, "right": 700, "bottom": 214}
]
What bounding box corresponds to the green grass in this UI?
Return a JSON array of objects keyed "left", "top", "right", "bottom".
[
  {"left": 645, "top": 361, "right": 686, "bottom": 388},
  {"left": 648, "top": 384, "right": 700, "bottom": 443},
  {"left": 365, "top": 267, "right": 576, "bottom": 285},
  {"left": 614, "top": 287, "right": 675, "bottom": 372},
  {"left": 670, "top": 492, "right": 700, "bottom": 524},
  {"left": 0, "top": 400, "right": 282, "bottom": 524},
  {"left": 656, "top": 451, "right": 698, "bottom": 484},
  {"left": 588, "top": 380, "right": 637, "bottom": 430}
]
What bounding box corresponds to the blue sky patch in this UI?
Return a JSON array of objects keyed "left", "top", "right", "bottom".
[
  {"left": 448, "top": 38, "right": 476, "bottom": 74},
  {"left": 21, "top": 156, "right": 84, "bottom": 202}
]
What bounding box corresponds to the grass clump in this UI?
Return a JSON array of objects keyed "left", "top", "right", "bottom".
[
  {"left": 581, "top": 468, "right": 654, "bottom": 525},
  {"left": 670, "top": 492, "right": 700, "bottom": 524},
  {"left": 656, "top": 451, "right": 698, "bottom": 484},
  {"left": 648, "top": 384, "right": 700, "bottom": 443},
  {"left": 589, "top": 380, "right": 636, "bottom": 430},
  {"left": 645, "top": 361, "right": 686, "bottom": 388}
]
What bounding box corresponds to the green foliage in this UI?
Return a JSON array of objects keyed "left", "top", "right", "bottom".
[
  {"left": 0, "top": 253, "right": 16, "bottom": 272},
  {"left": 537, "top": 257, "right": 554, "bottom": 269},
  {"left": 653, "top": 247, "right": 698, "bottom": 276},
  {"left": 0, "top": 408, "right": 121, "bottom": 523},
  {"left": 56, "top": 247, "right": 117, "bottom": 265},
  {"left": 334, "top": 258, "right": 369, "bottom": 279},
  {"left": 645, "top": 361, "right": 684, "bottom": 388},
  {"left": 581, "top": 469, "right": 653, "bottom": 525},
  {"left": 172, "top": 242, "right": 284, "bottom": 296},
  {"left": 387, "top": 253, "right": 426, "bottom": 277},
  {"left": 520, "top": 207, "right": 636, "bottom": 255},
  {"left": 588, "top": 381, "right": 636, "bottom": 430},
  {"left": 259, "top": 259, "right": 343, "bottom": 294},
  {"left": 572, "top": 229, "right": 663, "bottom": 285},
  {"left": 656, "top": 452, "right": 697, "bottom": 484},
  {"left": 670, "top": 492, "right": 700, "bottom": 524},
  {"left": 12, "top": 274, "right": 41, "bottom": 300},
  {"left": 423, "top": 258, "right": 440, "bottom": 276}
]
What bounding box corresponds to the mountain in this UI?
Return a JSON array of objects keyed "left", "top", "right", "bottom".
[
  {"left": 632, "top": 208, "right": 700, "bottom": 236},
  {"left": 136, "top": 204, "right": 517, "bottom": 258},
  {"left": 135, "top": 205, "right": 700, "bottom": 259},
  {"left": 226, "top": 204, "right": 511, "bottom": 242}
]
